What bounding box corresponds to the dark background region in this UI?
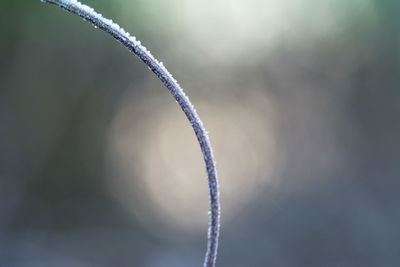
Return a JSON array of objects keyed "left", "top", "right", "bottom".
[{"left": 1, "top": 0, "right": 399, "bottom": 266}]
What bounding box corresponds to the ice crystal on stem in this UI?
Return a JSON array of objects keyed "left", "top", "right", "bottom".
[{"left": 41, "top": 1, "right": 220, "bottom": 266}]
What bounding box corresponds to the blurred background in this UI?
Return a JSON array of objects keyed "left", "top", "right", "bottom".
[{"left": 1, "top": 0, "right": 399, "bottom": 266}]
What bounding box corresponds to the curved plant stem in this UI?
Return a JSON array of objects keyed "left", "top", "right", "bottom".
[{"left": 41, "top": 0, "right": 220, "bottom": 266}]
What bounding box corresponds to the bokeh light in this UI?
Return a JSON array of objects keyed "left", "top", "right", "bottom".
[{"left": 106, "top": 88, "right": 282, "bottom": 236}]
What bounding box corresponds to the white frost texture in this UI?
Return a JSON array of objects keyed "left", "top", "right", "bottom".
[{"left": 41, "top": 1, "right": 220, "bottom": 267}]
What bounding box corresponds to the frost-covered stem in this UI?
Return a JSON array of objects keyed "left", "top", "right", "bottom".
[{"left": 41, "top": 0, "right": 220, "bottom": 266}]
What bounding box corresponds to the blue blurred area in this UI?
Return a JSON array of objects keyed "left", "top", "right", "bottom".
[{"left": 0, "top": 0, "right": 399, "bottom": 266}]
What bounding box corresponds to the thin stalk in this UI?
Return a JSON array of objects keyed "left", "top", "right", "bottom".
[{"left": 41, "top": 0, "right": 220, "bottom": 266}]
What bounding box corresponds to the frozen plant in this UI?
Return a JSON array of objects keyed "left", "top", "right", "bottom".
[{"left": 41, "top": 0, "right": 220, "bottom": 266}]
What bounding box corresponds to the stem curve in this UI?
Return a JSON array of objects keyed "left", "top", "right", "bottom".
[{"left": 41, "top": 1, "right": 220, "bottom": 266}]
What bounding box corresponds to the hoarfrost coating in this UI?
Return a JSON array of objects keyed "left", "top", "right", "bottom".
[{"left": 41, "top": 0, "right": 220, "bottom": 266}]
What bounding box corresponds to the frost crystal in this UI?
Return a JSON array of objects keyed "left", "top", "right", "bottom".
[{"left": 41, "top": 1, "right": 220, "bottom": 266}]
